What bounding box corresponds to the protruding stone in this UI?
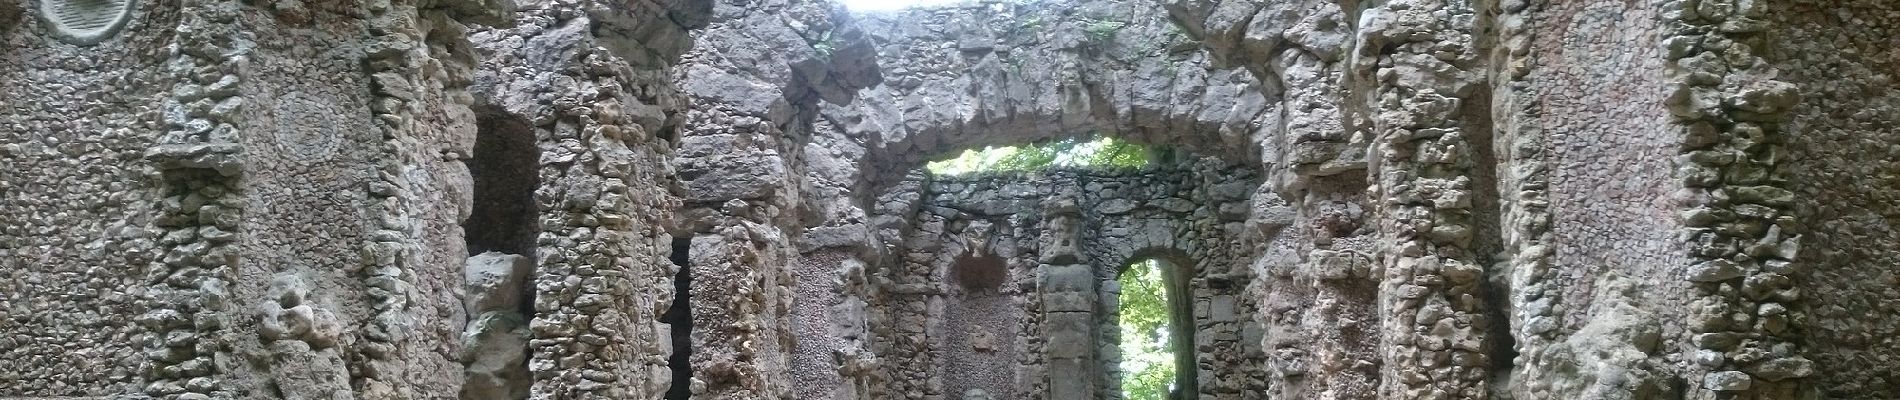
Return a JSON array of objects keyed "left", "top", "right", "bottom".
[
  {"left": 466, "top": 252, "right": 534, "bottom": 314},
  {"left": 1704, "top": 371, "right": 1752, "bottom": 391},
  {"left": 1687, "top": 260, "right": 1742, "bottom": 282},
  {"left": 1747, "top": 356, "right": 1814, "bottom": 381}
]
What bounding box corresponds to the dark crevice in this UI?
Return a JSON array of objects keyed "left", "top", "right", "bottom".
[
  {"left": 662, "top": 237, "right": 695, "bottom": 400},
  {"left": 1457, "top": 27, "right": 1520, "bottom": 384}
]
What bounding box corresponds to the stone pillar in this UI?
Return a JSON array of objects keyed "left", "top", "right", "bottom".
[
  {"left": 1659, "top": 0, "right": 1814, "bottom": 397},
  {"left": 1358, "top": 0, "right": 1492, "bottom": 398},
  {"left": 1041, "top": 263, "right": 1097, "bottom": 400},
  {"left": 1039, "top": 191, "right": 1096, "bottom": 400}
]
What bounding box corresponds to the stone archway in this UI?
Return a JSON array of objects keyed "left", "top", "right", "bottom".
[{"left": 854, "top": 152, "right": 1266, "bottom": 399}]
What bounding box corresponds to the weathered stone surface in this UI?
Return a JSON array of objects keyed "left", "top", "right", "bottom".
[
  {"left": 3, "top": 0, "right": 1898, "bottom": 398},
  {"left": 1705, "top": 371, "right": 1754, "bottom": 391},
  {"left": 465, "top": 252, "right": 532, "bottom": 314}
]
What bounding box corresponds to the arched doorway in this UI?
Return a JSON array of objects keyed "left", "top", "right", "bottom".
[{"left": 1114, "top": 256, "right": 1197, "bottom": 400}]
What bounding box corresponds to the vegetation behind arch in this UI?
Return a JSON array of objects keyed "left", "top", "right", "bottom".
[
  {"left": 925, "top": 136, "right": 1153, "bottom": 175},
  {"left": 1118, "top": 258, "right": 1174, "bottom": 399}
]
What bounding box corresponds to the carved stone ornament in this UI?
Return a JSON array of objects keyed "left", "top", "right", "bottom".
[{"left": 39, "top": 0, "right": 134, "bottom": 45}]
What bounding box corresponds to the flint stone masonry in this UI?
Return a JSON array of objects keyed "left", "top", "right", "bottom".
[{"left": 3, "top": 0, "right": 1900, "bottom": 398}]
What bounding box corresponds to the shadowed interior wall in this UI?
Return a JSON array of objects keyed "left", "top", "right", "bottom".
[{"left": 466, "top": 110, "right": 541, "bottom": 257}]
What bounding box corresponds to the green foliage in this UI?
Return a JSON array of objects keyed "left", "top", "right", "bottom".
[
  {"left": 1083, "top": 18, "right": 1127, "bottom": 43},
  {"left": 1119, "top": 259, "right": 1175, "bottom": 399},
  {"left": 924, "top": 136, "right": 1153, "bottom": 175},
  {"left": 1019, "top": 15, "right": 1046, "bottom": 33}
]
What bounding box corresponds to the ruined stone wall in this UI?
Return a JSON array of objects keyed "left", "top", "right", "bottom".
[
  {"left": 0, "top": 0, "right": 178, "bottom": 395},
  {"left": 466, "top": 0, "right": 705, "bottom": 398},
  {"left": 668, "top": 1, "right": 885, "bottom": 399},
  {"left": 3, "top": 0, "right": 704, "bottom": 398},
  {"left": 862, "top": 159, "right": 1264, "bottom": 399},
  {"left": 1772, "top": 0, "right": 1900, "bottom": 396},
  {"left": 0, "top": 0, "right": 512, "bottom": 397},
  {"left": 7, "top": 0, "right": 1900, "bottom": 398},
  {"left": 790, "top": 0, "right": 1898, "bottom": 398}
]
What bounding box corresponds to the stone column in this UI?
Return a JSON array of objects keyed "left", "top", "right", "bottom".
[
  {"left": 1038, "top": 193, "right": 1098, "bottom": 400},
  {"left": 1358, "top": 0, "right": 1492, "bottom": 398},
  {"left": 1660, "top": 0, "right": 1813, "bottom": 397},
  {"left": 1041, "top": 263, "right": 1097, "bottom": 400}
]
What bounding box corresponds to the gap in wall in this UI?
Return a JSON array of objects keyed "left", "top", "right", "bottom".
[
  {"left": 1117, "top": 257, "right": 1196, "bottom": 399},
  {"left": 466, "top": 109, "right": 542, "bottom": 257},
  {"left": 662, "top": 237, "right": 695, "bottom": 400},
  {"left": 462, "top": 109, "right": 542, "bottom": 400}
]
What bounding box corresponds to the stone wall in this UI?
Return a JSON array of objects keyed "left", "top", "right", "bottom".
[
  {"left": 467, "top": 0, "right": 705, "bottom": 398},
  {"left": 3, "top": 0, "right": 704, "bottom": 398},
  {"left": 860, "top": 159, "right": 1265, "bottom": 399},
  {"left": 1772, "top": 0, "right": 1900, "bottom": 396},
  {"left": 0, "top": 0, "right": 178, "bottom": 395},
  {"left": 5, "top": 0, "right": 1900, "bottom": 398}
]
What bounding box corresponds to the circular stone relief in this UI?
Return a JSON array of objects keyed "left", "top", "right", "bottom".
[
  {"left": 39, "top": 0, "right": 135, "bottom": 45},
  {"left": 274, "top": 92, "right": 344, "bottom": 162}
]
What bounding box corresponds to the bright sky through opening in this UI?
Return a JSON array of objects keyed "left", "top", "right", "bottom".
[{"left": 838, "top": 0, "right": 971, "bottom": 11}]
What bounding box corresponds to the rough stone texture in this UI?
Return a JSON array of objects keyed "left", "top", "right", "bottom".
[
  {"left": 5, "top": 0, "right": 1900, "bottom": 398},
  {"left": 0, "top": 1, "right": 179, "bottom": 395},
  {"left": 1772, "top": 0, "right": 1900, "bottom": 397},
  {"left": 467, "top": 1, "right": 704, "bottom": 398}
]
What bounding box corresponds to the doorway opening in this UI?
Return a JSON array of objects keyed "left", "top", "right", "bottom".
[{"left": 1116, "top": 257, "right": 1197, "bottom": 399}]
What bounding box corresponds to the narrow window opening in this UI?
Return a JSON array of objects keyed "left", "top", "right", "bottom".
[
  {"left": 924, "top": 135, "right": 1155, "bottom": 175},
  {"left": 1117, "top": 257, "right": 1197, "bottom": 399},
  {"left": 662, "top": 237, "right": 695, "bottom": 399},
  {"left": 466, "top": 110, "right": 541, "bottom": 257}
]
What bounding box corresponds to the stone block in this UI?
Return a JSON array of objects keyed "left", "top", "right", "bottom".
[
  {"left": 1704, "top": 370, "right": 1752, "bottom": 391},
  {"left": 1209, "top": 295, "right": 1236, "bottom": 322},
  {"left": 466, "top": 252, "right": 533, "bottom": 314},
  {"left": 1047, "top": 358, "right": 1093, "bottom": 400},
  {"left": 1044, "top": 292, "right": 1093, "bottom": 313},
  {"left": 1039, "top": 264, "right": 1095, "bottom": 293},
  {"left": 1045, "top": 312, "right": 1093, "bottom": 359}
]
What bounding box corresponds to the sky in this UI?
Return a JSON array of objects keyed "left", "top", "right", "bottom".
[{"left": 836, "top": 0, "right": 972, "bottom": 11}]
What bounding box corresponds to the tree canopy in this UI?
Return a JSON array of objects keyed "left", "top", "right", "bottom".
[{"left": 925, "top": 136, "right": 1152, "bottom": 175}]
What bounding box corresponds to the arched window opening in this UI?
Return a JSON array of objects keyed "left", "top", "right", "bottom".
[
  {"left": 924, "top": 135, "right": 1160, "bottom": 175},
  {"left": 1117, "top": 257, "right": 1196, "bottom": 399}
]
